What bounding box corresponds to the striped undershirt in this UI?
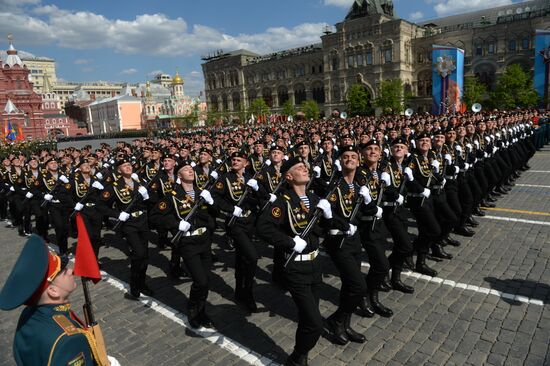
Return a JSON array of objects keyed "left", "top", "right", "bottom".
[
  {"left": 186, "top": 190, "right": 195, "bottom": 201},
  {"left": 299, "top": 195, "right": 310, "bottom": 209}
]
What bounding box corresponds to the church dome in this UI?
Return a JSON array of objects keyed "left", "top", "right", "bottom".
[{"left": 172, "top": 71, "right": 184, "bottom": 85}]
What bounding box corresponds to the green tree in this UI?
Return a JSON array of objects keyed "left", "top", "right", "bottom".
[
  {"left": 490, "top": 64, "right": 540, "bottom": 109},
  {"left": 248, "top": 98, "right": 270, "bottom": 118},
  {"left": 375, "top": 79, "right": 403, "bottom": 115},
  {"left": 346, "top": 84, "right": 373, "bottom": 116},
  {"left": 281, "top": 99, "right": 296, "bottom": 117},
  {"left": 300, "top": 100, "right": 320, "bottom": 120},
  {"left": 463, "top": 76, "right": 487, "bottom": 109}
]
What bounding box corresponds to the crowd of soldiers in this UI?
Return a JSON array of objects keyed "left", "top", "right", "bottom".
[{"left": 0, "top": 108, "right": 543, "bottom": 366}]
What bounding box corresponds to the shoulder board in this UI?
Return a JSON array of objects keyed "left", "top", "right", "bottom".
[
  {"left": 283, "top": 194, "right": 291, "bottom": 201},
  {"left": 52, "top": 314, "right": 79, "bottom": 336},
  {"left": 113, "top": 182, "right": 118, "bottom": 186}
]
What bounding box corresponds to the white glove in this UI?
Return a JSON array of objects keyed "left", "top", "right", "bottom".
[
  {"left": 334, "top": 160, "right": 342, "bottom": 172},
  {"left": 441, "top": 178, "right": 447, "bottom": 188},
  {"left": 107, "top": 356, "right": 121, "bottom": 366},
  {"left": 178, "top": 219, "right": 191, "bottom": 232},
  {"left": 404, "top": 167, "right": 414, "bottom": 182},
  {"left": 25, "top": 192, "right": 33, "bottom": 199},
  {"left": 455, "top": 145, "right": 462, "bottom": 154},
  {"left": 210, "top": 171, "right": 219, "bottom": 180},
  {"left": 421, "top": 188, "right": 431, "bottom": 199},
  {"left": 176, "top": 178, "right": 181, "bottom": 185},
  {"left": 374, "top": 206, "right": 383, "bottom": 219},
  {"left": 410, "top": 140, "right": 416, "bottom": 149},
  {"left": 396, "top": 194, "right": 404, "bottom": 206},
  {"left": 92, "top": 181, "right": 104, "bottom": 190},
  {"left": 359, "top": 186, "right": 372, "bottom": 204},
  {"left": 246, "top": 178, "right": 259, "bottom": 191},
  {"left": 490, "top": 134, "right": 495, "bottom": 140},
  {"left": 44, "top": 193, "right": 53, "bottom": 201},
  {"left": 465, "top": 143, "right": 472, "bottom": 152},
  {"left": 383, "top": 148, "right": 390, "bottom": 157},
  {"left": 199, "top": 190, "right": 214, "bottom": 205},
  {"left": 95, "top": 172, "right": 103, "bottom": 180},
  {"left": 215, "top": 159, "right": 223, "bottom": 165},
  {"left": 484, "top": 136, "right": 491, "bottom": 143},
  {"left": 464, "top": 163, "right": 470, "bottom": 170},
  {"left": 380, "top": 172, "right": 391, "bottom": 187},
  {"left": 484, "top": 152, "right": 489, "bottom": 158},
  {"left": 493, "top": 147, "right": 498, "bottom": 154},
  {"left": 269, "top": 193, "right": 277, "bottom": 203},
  {"left": 138, "top": 186, "right": 149, "bottom": 200},
  {"left": 346, "top": 224, "right": 357, "bottom": 236},
  {"left": 496, "top": 133, "right": 501, "bottom": 138},
  {"left": 292, "top": 236, "right": 307, "bottom": 253},
  {"left": 103, "top": 163, "right": 110, "bottom": 168},
  {"left": 474, "top": 140, "right": 480, "bottom": 148},
  {"left": 74, "top": 203, "right": 84, "bottom": 211},
  {"left": 444, "top": 154, "right": 452, "bottom": 165},
  {"left": 131, "top": 173, "right": 139, "bottom": 181},
  {"left": 316, "top": 199, "right": 332, "bottom": 219},
  {"left": 313, "top": 166, "right": 321, "bottom": 178},
  {"left": 59, "top": 175, "right": 69, "bottom": 184},
  {"left": 9, "top": 186, "right": 15, "bottom": 192},
  {"left": 454, "top": 166, "right": 460, "bottom": 174},
  {"left": 118, "top": 212, "right": 130, "bottom": 222},
  {"left": 232, "top": 206, "right": 243, "bottom": 217},
  {"left": 265, "top": 159, "right": 272, "bottom": 166},
  {"left": 319, "top": 148, "right": 324, "bottom": 154},
  {"left": 431, "top": 159, "right": 440, "bottom": 173},
  {"left": 283, "top": 155, "right": 289, "bottom": 161}
]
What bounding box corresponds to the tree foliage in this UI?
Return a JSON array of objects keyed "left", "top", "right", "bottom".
[
  {"left": 463, "top": 76, "right": 487, "bottom": 109},
  {"left": 375, "top": 79, "right": 403, "bottom": 115},
  {"left": 300, "top": 100, "right": 320, "bottom": 120},
  {"left": 248, "top": 98, "right": 270, "bottom": 118},
  {"left": 346, "top": 84, "right": 373, "bottom": 116},
  {"left": 489, "top": 64, "right": 540, "bottom": 109},
  {"left": 281, "top": 100, "right": 296, "bottom": 117}
]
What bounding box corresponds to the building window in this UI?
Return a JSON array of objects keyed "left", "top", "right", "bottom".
[
  {"left": 318, "top": 65, "right": 323, "bottom": 73},
  {"left": 522, "top": 37, "right": 529, "bottom": 50},
  {"left": 347, "top": 55, "right": 354, "bottom": 68},
  {"left": 475, "top": 44, "right": 483, "bottom": 56},
  {"left": 332, "top": 57, "right": 339, "bottom": 71},
  {"left": 488, "top": 42, "right": 496, "bottom": 55},
  {"left": 356, "top": 54, "right": 364, "bottom": 67},
  {"left": 384, "top": 49, "right": 392, "bottom": 63},
  {"left": 366, "top": 51, "right": 373, "bottom": 65},
  {"left": 508, "top": 39, "right": 516, "bottom": 51}
]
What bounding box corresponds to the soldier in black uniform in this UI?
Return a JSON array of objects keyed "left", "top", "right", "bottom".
[
  {"left": 247, "top": 140, "right": 265, "bottom": 176},
  {"left": 0, "top": 157, "right": 10, "bottom": 222},
  {"left": 257, "top": 157, "right": 333, "bottom": 366},
  {"left": 98, "top": 157, "right": 153, "bottom": 299},
  {"left": 149, "top": 161, "right": 217, "bottom": 328}
]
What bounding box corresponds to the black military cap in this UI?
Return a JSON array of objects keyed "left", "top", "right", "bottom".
[
  {"left": 432, "top": 129, "right": 446, "bottom": 137},
  {"left": 270, "top": 145, "right": 285, "bottom": 153},
  {"left": 339, "top": 145, "right": 359, "bottom": 155},
  {"left": 391, "top": 137, "right": 409, "bottom": 146},
  {"left": 359, "top": 140, "right": 380, "bottom": 150},
  {"left": 231, "top": 150, "right": 248, "bottom": 160},
  {"left": 115, "top": 156, "right": 132, "bottom": 168},
  {"left": 199, "top": 147, "right": 212, "bottom": 156},
  {"left": 340, "top": 134, "right": 353, "bottom": 140},
  {"left": 294, "top": 140, "right": 308, "bottom": 148},
  {"left": 163, "top": 154, "right": 177, "bottom": 162},
  {"left": 280, "top": 156, "right": 303, "bottom": 175},
  {"left": 320, "top": 135, "right": 333, "bottom": 144},
  {"left": 415, "top": 131, "right": 431, "bottom": 140}
]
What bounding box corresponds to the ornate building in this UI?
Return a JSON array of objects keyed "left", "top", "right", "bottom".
[{"left": 202, "top": 0, "right": 550, "bottom": 116}]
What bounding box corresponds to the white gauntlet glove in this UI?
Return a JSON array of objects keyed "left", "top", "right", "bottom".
[
  {"left": 74, "top": 203, "right": 84, "bottom": 211},
  {"left": 92, "top": 181, "right": 104, "bottom": 190},
  {"left": 95, "top": 172, "right": 103, "bottom": 180},
  {"left": 404, "top": 167, "right": 414, "bottom": 182},
  {"left": 421, "top": 188, "right": 431, "bottom": 199},
  {"left": 316, "top": 199, "right": 332, "bottom": 219},
  {"left": 375, "top": 206, "right": 383, "bottom": 219},
  {"left": 232, "top": 206, "right": 243, "bottom": 217},
  {"left": 380, "top": 172, "right": 391, "bottom": 187},
  {"left": 107, "top": 356, "right": 121, "bottom": 366},
  {"left": 292, "top": 236, "right": 307, "bottom": 253},
  {"left": 396, "top": 194, "right": 404, "bottom": 206},
  {"left": 444, "top": 154, "right": 452, "bottom": 165},
  {"left": 138, "top": 186, "right": 149, "bottom": 200},
  {"left": 210, "top": 171, "right": 219, "bottom": 180},
  {"left": 359, "top": 186, "right": 372, "bottom": 204},
  {"left": 454, "top": 166, "right": 460, "bottom": 174},
  {"left": 265, "top": 159, "right": 272, "bottom": 166},
  {"left": 465, "top": 143, "right": 472, "bottom": 152},
  {"left": 44, "top": 193, "right": 53, "bottom": 201},
  {"left": 25, "top": 192, "right": 33, "bottom": 199},
  {"left": 346, "top": 224, "right": 357, "bottom": 236},
  {"left": 178, "top": 220, "right": 191, "bottom": 232},
  {"left": 59, "top": 175, "right": 69, "bottom": 184},
  {"left": 312, "top": 166, "right": 321, "bottom": 178},
  {"left": 246, "top": 178, "right": 259, "bottom": 191},
  {"left": 118, "top": 212, "right": 130, "bottom": 222},
  {"left": 455, "top": 145, "right": 462, "bottom": 154},
  {"left": 441, "top": 178, "right": 446, "bottom": 188},
  {"left": 474, "top": 140, "right": 480, "bottom": 148},
  {"left": 431, "top": 160, "right": 440, "bottom": 173},
  {"left": 199, "top": 190, "right": 214, "bottom": 205},
  {"left": 269, "top": 193, "right": 277, "bottom": 203},
  {"left": 131, "top": 173, "right": 139, "bottom": 181}
]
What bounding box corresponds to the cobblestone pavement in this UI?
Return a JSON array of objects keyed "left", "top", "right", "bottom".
[{"left": 1, "top": 148, "right": 550, "bottom": 366}]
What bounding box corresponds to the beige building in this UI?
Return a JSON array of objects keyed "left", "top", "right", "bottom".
[
  {"left": 86, "top": 94, "right": 142, "bottom": 134},
  {"left": 202, "top": 0, "right": 550, "bottom": 116}
]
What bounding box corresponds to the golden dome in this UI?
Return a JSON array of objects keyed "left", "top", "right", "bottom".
[{"left": 172, "top": 71, "right": 184, "bottom": 85}]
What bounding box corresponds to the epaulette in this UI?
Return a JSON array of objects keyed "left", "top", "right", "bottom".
[
  {"left": 113, "top": 182, "right": 118, "bottom": 186},
  {"left": 52, "top": 314, "right": 79, "bottom": 336},
  {"left": 283, "top": 194, "right": 291, "bottom": 201}
]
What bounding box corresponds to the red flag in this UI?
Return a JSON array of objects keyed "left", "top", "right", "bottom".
[
  {"left": 74, "top": 213, "right": 101, "bottom": 283},
  {"left": 16, "top": 125, "right": 24, "bottom": 141}
]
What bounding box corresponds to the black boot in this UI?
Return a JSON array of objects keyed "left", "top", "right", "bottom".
[
  {"left": 473, "top": 207, "right": 486, "bottom": 216},
  {"left": 465, "top": 216, "right": 479, "bottom": 227},
  {"left": 369, "top": 290, "right": 393, "bottom": 318},
  {"left": 187, "top": 302, "right": 201, "bottom": 329},
  {"left": 391, "top": 269, "right": 414, "bottom": 294},
  {"left": 404, "top": 256, "right": 415, "bottom": 270},
  {"left": 378, "top": 276, "right": 392, "bottom": 292},
  {"left": 442, "top": 236, "right": 461, "bottom": 247},
  {"left": 198, "top": 301, "right": 214, "bottom": 328},
  {"left": 431, "top": 243, "right": 453, "bottom": 260},
  {"left": 416, "top": 255, "right": 438, "bottom": 277},
  {"left": 454, "top": 226, "right": 475, "bottom": 237},
  {"left": 344, "top": 313, "right": 366, "bottom": 343},
  {"left": 285, "top": 351, "right": 308, "bottom": 366},
  {"left": 357, "top": 296, "right": 375, "bottom": 318},
  {"left": 326, "top": 311, "right": 349, "bottom": 345}
]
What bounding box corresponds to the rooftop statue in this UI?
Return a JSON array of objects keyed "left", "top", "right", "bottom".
[{"left": 345, "top": 0, "right": 395, "bottom": 20}]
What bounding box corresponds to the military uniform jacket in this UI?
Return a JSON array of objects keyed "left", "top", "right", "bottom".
[
  {"left": 194, "top": 164, "right": 211, "bottom": 190},
  {"left": 149, "top": 170, "right": 176, "bottom": 204},
  {"left": 98, "top": 175, "right": 149, "bottom": 219},
  {"left": 9, "top": 167, "right": 27, "bottom": 198},
  {"left": 25, "top": 169, "right": 45, "bottom": 199},
  {"left": 71, "top": 172, "right": 101, "bottom": 216},
  {"left": 355, "top": 165, "right": 398, "bottom": 214},
  {"left": 41, "top": 171, "right": 74, "bottom": 208},
  {"left": 407, "top": 151, "right": 436, "bottom": 193},
  {"left": 257, "top": 188, "right": 328, "bottom": 254},
  {"left": 257, "top": 164, "right": 283, "bottom": 194},
  {"left": 247, "top": 153, "right": 265, "bottom": 176},
  {"left": 14, "top": 303, "right": 99, "bottom": 366}
]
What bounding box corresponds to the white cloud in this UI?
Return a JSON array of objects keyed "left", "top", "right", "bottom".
[
  {"left": 74, "top": 58, "right": 90, "bottom": 65},
  {"left": 430, "top": 0, "right": 516, "bottom": 16},
  {"left": 121, "top": 68, "right": 138, "bottom": 75},
  {"left": 323, "top": 0, "right": 353, "bottom": 8},
  {"left": 409, "top": 11, "right": 424, "bottom": 21},
  {"left": 0, "top": 0, "right": 41, "bottom": 13},
  {"left": 81, "top": 67, "right": 94, "bottom": 73},
  {"left": 148, "top": 70, "right": 164, "bottom": 77}
]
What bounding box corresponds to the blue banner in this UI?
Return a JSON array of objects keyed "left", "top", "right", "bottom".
[
  {"left": 5, "top": 121, "right": 16, "bottom": 141},
  {"left": 432, "top": 46, "right": 465, "bottom": 115},
  {"left": 534, "top": 30, "right": 550, "bottom": 108}
]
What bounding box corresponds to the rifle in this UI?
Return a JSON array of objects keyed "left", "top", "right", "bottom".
[
  {"left": 170, "top": 156, "right": 229, "bottom": 245},
  {"left": 81, "top": 279, "right": 110, "bottom": 366},
  {"left": 305, "top": 150, "right": 326, "bottom": 191},
  {"left": 69, "top": 166, "right": 112, "bottom": 219},
  {"left": 259, "top": 173, "right": 286, "bottom": 213},
  {"left": 41, "top": 173, "right": 71, "bottom": 208},
  {"left": 227, "top": 158, "right": 269, "bottom": 228},
  {"left": 393, "top": 154, "right": 414, "bottom": 214},
  {"left": 112, "top": 168, "right": 162, "bottom": 231},
  {"left": 371, "top": 180, "right": 386, "bottom": 231},
  {"left": 338, "top": 187, "right": 363, "bottom": 249},
  {"left": 284, "top": 168, "right": 342, "bottom": 267}
]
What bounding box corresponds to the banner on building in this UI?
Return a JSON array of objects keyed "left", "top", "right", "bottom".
[
  {"left": 534, "top": 30, "right": 550, "bottom": 108},
  {"left": 432, "top": 46, "right": 465, "bottom": 115}
]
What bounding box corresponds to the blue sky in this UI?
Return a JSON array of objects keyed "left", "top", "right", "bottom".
[{"left": 0, "top": 0, "right": 529, "bottom": 97}]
